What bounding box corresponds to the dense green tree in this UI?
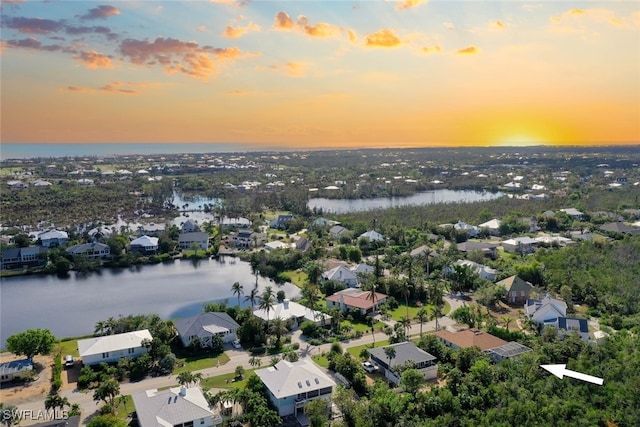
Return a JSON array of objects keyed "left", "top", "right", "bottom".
[
  {"left": 400, "top": 368, "right": 426, "bottom": 394},
  {"left": 5, "top": 328, "right": 56, "bottom": 360}
]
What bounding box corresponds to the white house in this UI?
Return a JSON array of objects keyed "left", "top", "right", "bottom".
[
  {"left": 129, "top": 235, "right": 159, "bottom": 254},
  {"left": 478, "top": 219, "right": 502, "bottom": 236},
  {"left": 450, "top": 259, "right": 497, "bottom": 281},
  {"left": 0, "top": 359, "right": 34, "bottom": 383},
  {"left": 542, "top": 317, "right": 589, "bottom": 342},
  {"left": 78, "top": 329, "right": 152, "bottom": 366},
  {"left": 66, "top": 242, "right": 111, "bottom": 259},
  {"left": 253, "top": 299, "right": 330, "bottom": 327},
  {"left": 137, "top": 223, "right": 166, "bottom": 237},
  {"left": 454, "top": 221, "right": 480, "bottom": 237},
  {"left": 254, "top": 359, "right": 336, "bottom": 417},
  {"left": 322, "top": 265, "right": 359, "bottom": 287},
  {"left": 264, "top": 240, "right": 289, "bottom": 252},
  {"left": 560, "top": 208, "right": 584, "bottom": 220},
  {"left": 132, "top": 386, "right": 222, "bottom": 427},
  {"left": 501, "top": 236, "right": 539, "bottom": 254},
  {"left": 178, "top": 232, "right": 209, "bottom": 250},
  {"left": 174, "top": 312, "right": 240, "bottom": 346},
  {"left": 368, "top": 342, "right": 438, "bottom": 385},
  {"left": 359, "top": 230, "right": 384, "bottom": 242},
  {"left": 524, "top": 297, "right": 567, "bottom": 324},
  {"left": 38, "top": 229, "right": 68, "bottom": 247}
]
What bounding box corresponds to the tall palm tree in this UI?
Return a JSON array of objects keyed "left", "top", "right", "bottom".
[
  {"left": 399, "top": 316, "right": 412, "bottom": 338},
  {"left": 416, "top": 307, "right": 427, "bottom": 337},
  {"left": 231, "top": 282, "right": 244, "bottom": 308},
  {"left": 365, "top": 283, "right": 378, "bottom": 347},
  {"left": 430, "top": 281, "right": 445, "bottom": 331},
  {"left": 270, "top": 316, "right": 288, "bottom": 347},
  {"left": 259, "top": 286, "right": 276, "bottom": 332},
  {"left": 244, "top": 285, "right": 259, "bottom": 311},
  {"left": 383, "top": 346, "right": 396, "bottom": 373},
  {"left": 399, "top": 279, "right": 411, "bottom": 320},
  {"left": 302, "top": 283, "right": 323, "bottom": 326}
]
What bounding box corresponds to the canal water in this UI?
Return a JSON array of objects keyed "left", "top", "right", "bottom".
[
  {"left": 308, "top": 189, "right": 503, "bottom": 214},
  {"left": 0, "top": 259, "right": 300, "bottom": 346}
]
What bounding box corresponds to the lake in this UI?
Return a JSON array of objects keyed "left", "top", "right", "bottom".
[
  {"left": 308, "top": 189, "right": 504, "bottom": 213},
  {"left": 0, "top": 259, "right": 300, "bottom": 346}
]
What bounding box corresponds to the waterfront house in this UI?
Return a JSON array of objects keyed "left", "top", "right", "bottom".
[
  {"left": 368, "top": 342, "right": 438, "bottom": 385},
  {"left": 174, "top": 312, "right": 240, "bottom": 347},
  {"left": 178, "top": 232, "right": 209, "bottom": 250},
  {"left": 137, "top": 223, "right": 166, "bottom": 237},
  {"left": 1, "top": 246, "right": 48, "bottom": 270},
  {"left": 254, "top": 359, "right": 335, "bottom": 417},
  {"left": 128, "top": 235, "right": 159, "bottom": 255},
  {"left": 0, "top": 358, "right": 34, "bottom": 383},
  {"left": 264, "top": 240, "right": 289, "bottom": 252},
  {"left": 78, "top": 329, "right": 152, "bottom": 366},
  {"left": 66, "top": 242, "right": 111, "bottom": 260},
  {"left": 132, "top": 386, "right": 222, "bottom": 427},
  {"left": 231, "top": 229, "right": 254, "bottom": 248},
  {"left": 181, "top": 220, "right": 201, "bottom": 233},
  {"left": 322, "top": 265, "right": 359, "bottom": 287}
]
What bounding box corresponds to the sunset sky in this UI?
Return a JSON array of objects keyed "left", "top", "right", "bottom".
[{"left": 1, "top": 0, "right": 639, "bottom": 148}]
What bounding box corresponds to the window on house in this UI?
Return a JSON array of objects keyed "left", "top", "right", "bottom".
[
  {"left": 102, "top": 352, "right": 109, "bottom": 358},
  {"left": 128, "top": 348, "right": 135, "bottom": 354}
]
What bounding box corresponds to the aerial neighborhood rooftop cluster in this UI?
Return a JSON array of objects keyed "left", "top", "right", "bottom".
[{"left": 1, "top": 146, "right": 639, "bottom": 426}]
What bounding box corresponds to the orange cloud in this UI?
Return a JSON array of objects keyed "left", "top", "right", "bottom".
[
  {"left": 66, "top": 85, "right": 93, "bottom": 93},
  {"left": 550, "top": 8, "right": 629, "bottom": 27},
  {"left": 395, "top": 0, "right": 427, "bottom": 11},
  {"left": 80, "top": 5, "right": 120, "bottom": 20},
  {"left": 365, "top": 29, "right": 402, "bottom": 48},
  {"left": 457, "top": 45, "right": 479, "bottom": 55},
  {"left": 100, "top": 81, "right": 138, "bottom": 94},
  {"left": 274, "top": 11, "right": 294, "bottom": 29},
  {"left": 74, "top": 50, "right": 113, "bottom": 68},
  {"left": 297, "top": 16, "right": 342, "bottom": 38},
  {"left": 223, "top": 22, "right": 260, "bottom": 38},
  {"left": 493, "top": 20, "right": 505, "bottom": 30}
]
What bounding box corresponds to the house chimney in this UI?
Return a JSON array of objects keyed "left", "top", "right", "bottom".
[
  {"left": 180, "top": 386, "right": 187, "bottom": 397},
  {"left": 283, "top": 299, "right": 290, "bottom": 309}
]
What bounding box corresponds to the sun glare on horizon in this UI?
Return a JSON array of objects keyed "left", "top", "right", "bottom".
[{"left": 497, "top": 135, "right": 547, "bottom": 147}]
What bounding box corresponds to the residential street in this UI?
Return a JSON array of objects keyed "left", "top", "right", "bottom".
[{"left": 10, "top": 295, "right": 464, "bottom": 426}]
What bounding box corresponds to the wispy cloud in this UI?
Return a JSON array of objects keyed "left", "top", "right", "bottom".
[
  {"left": 3, "top": 37, "right": 62, "bottom": 51},
  {"left": 365, "top": 29, "right": 402, "bottom": 48},
  {"left": 550, "top": 8, "right": 631, "bottom": 28},
  {"left": 443, "top": 22, "right": 456, "bottom": 31},
  {"left": 457, "top": 45, "right": 479, "bottom": 55},
  {"left": 266, "top": 61, "right": 307, "bottom": 77},
  {"left": 100, "top": 81, "right": 137, "bottom": 94},
  {"left": 80, "top": 5, "right": 120, "bottom": 21},
  {"left": 492, "top": 20, "right": 505, "bottom": 30},
  {"left": 273, "top": 11, "right": 353, "bottom": 40},
  {"left": 421, "top": 45, "right": 441, "bottom": 54}
]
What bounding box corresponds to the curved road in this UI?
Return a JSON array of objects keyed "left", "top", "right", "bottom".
[{"left": 8, "top": 295, "right": 464, "bottom": 426}]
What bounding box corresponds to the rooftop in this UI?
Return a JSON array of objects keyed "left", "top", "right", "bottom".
[{"left": 435, "top": 329, "right": 508, "bottom": 351}]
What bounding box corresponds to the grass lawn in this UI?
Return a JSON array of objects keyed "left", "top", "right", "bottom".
[
  {"left": 346, "top": 340, "right": 390, "bottom": 358},
  {"left": 56, "top": 340, "right": 79, "bottom": 357},
  {"left": 173, "top": 352, "right": 230, "bottom": 374},
  {"left": 200, "top": 369, "right": 255, "bottom": 390},
  {"left": 311, "top": 354, "right": 329, "bottom": 368},
  {"left": 389, "top": 302, "right": 452, "bottom": 322},
  {"left": 342, "top": 320, "right": 380, "bottom": 333},
  {"left": 115, "top": 395, "right": 134, "bottom": 419},
  {"left": 284, "top": 270, "right": 308, "bottom": 287}
]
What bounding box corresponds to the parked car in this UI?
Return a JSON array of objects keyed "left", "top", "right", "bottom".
[
  {"left": 232, "top": 340, "right": 242, "bottom": 349},
  {"left": 64, "top": 355, "right": 75, "bottom": 368},
  {"left": 362, "top": 361, "right": 377, "bottom": 373}
]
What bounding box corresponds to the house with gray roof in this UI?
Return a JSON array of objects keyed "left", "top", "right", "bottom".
[
  {"left": 600, "top": 222, "right": 640, "bottom": 235},
  {"left": 254, "top": 359, "right": 335, "bottom": 416},
  {"left": 368, "top": 341, "right": 437, "bottom": 385},
  {"left": 329, "top": 225, "right": 349, "bottom": 238},
  {"left": 129, "top": 235, "right": 159, "bottom": 254},
  {"left": 178, "top": 232, "right": 209, "bottom": 250},
  {"left": 322, "top": 265, "right": 359, "bottom": 287},
  {"left": 38, "top": 229, "right": 68, "bottom": 247},
  {"left": 78, "top": 329, "right": 152, "bottom": 366},
  {"left": 0, "top": 358, "right": 34, "bottom": 383},
  {"left": 174, "top": 312, "right": 240, "bottom": 347},
  {"left": 457, "top": 241, "right": 498, "bottom": 259},
  {"left": 1, "top": 246, "right": 47, "bottom": 270},
  {"left": 501, "top": 236, "right": 538, "bottom": 254},
  {"left": 66, "top": 242, "right": 111, "bottom": 259},
  {"left": 359, "top": 230, "right": 384, "bottom": 242},
  {"left": 497, "top": 275, "right": 533, "bottom": 305},
  {"left": 542, "top": 317, "right": 589, "bottom": 342},
  {"left": 132, "top": 386, "right": 222, "bottom": 427}
]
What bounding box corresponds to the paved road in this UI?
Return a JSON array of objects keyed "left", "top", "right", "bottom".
[{"left": 10, "top": 295, "right": 463, "bottom": 426}]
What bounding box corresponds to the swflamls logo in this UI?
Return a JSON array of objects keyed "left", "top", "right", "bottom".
[{"left": 1, "top": 409, "right": 69, "bottom": 422}]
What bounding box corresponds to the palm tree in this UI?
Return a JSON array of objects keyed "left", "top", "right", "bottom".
[
  {"left": 399, "top": 280, "right": 411, "bottom": 320},
  {"left": 383, "top": 346, "right": 396, "bottom": 373},
  {"left": 302, "top": 283, "right": 323, "bottom": 326},
  {"left": 94, "top": 320, "right": 108, "bottom": 336},
  {"left": 304, "top": 262, "right": 322, "bottom": 286},
  {"left": 249, "top": 356, "right": 262, "bottom": 368},
  {"left": 244, "top": 285, "right": 259, "bottom": 311},
  {"left": 269, "top": 316, "right": 288, "bottom": 347},
  {"left": 430, "top": 281, "right": 445, "bottom": 331},
  {"left": 231, "top": 282, "right": 244, "bottom": 308},
  {"left": 259, "top": 286, "right": 276, "bottom": 332},
  {"left": 365, "top": 283, "right": 378, "bottom": 346},
  {"left": 400, "top": 316, "right": 412, "bottom": 337},
  {"left": 501, "top": 315, "right": 512, "bottom": 331},
  {"left": 45, "top": 394, "right": 69, "bottom": 412},
  {"left": 416, "top": 307, "right": 427, "bottom": 337}
]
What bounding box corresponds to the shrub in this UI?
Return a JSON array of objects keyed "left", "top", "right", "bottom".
[
  {"left": 51, "top": 352, "right": 62, "bottom": 393},
  {"left": 291, "top": 342, "right": 300, "bottom": 350}
]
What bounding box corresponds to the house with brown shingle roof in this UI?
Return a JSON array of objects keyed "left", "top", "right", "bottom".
[
  {"left": 497, "top": 275, "right": 534, "bottom": 305},
  {"left": 434, "top": 328, "right": 531, "bottom": 363},
  {"left": 325, "top": 288, "right": 387, "bottom": 316}
]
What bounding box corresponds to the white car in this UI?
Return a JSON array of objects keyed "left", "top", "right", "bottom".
[
  {"left": 361, "top": 361, "right": 377, "bottom": 373},
  {"left": 232, "top": 340, "right": 242, "bottom": 349}
]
